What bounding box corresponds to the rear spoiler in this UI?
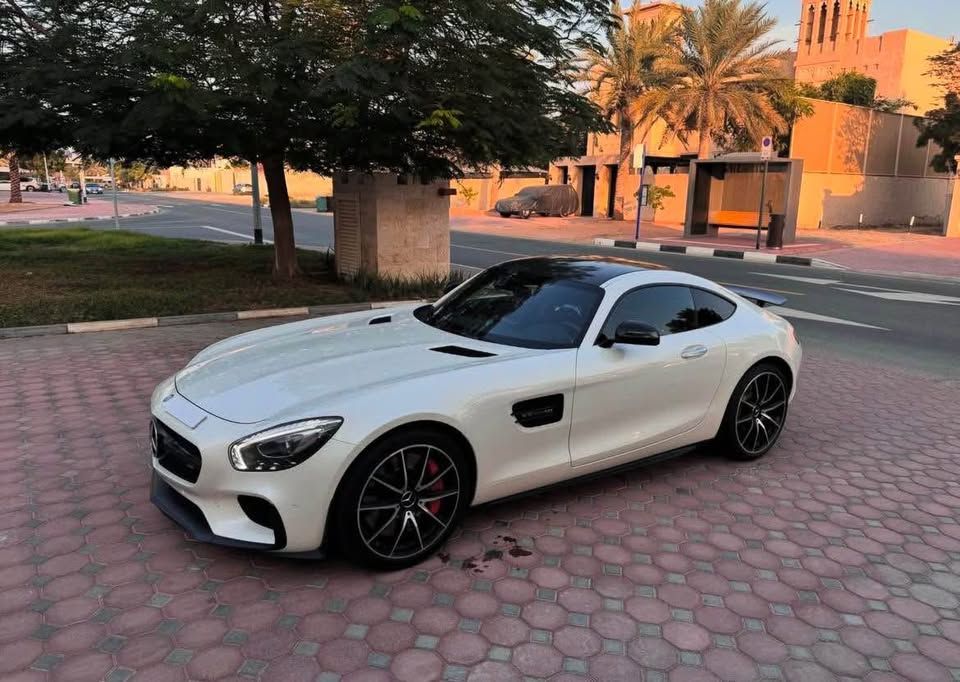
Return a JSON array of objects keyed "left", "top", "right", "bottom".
[{"left": 725, "top": 285, "right": 787, "bottom": 308}]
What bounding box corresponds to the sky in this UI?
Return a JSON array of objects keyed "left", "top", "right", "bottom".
[{"left": 658, "top": 0, "right": 959, "bottom": 47}]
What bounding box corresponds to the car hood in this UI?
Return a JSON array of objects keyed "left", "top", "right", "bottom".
[{"left": 174, "top": 306, "right": 530, "bottom": 424}]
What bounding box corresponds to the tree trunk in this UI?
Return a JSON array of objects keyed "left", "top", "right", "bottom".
[
  {"left": 617, "top": 111, "right": 634, "bottom": 220},
  {"left": 261, "top": 153, "right": 299, "bottom": 279},
  {"left": 697, "top": 126, "right": 712, "bottom": 159},
  {"left": 8, "top": 154, "right": 22, "bottom": 204}
]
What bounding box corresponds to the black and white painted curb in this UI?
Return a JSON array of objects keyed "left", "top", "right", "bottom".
[
  {"left": 0, "top": 207, "right": 161, "bottom": 226},
  {"left": 593, "top": 237, "right": 842, "bottom": 269},
  {"left": 0, "top": 300, "right": 424, "bottom": 339}
]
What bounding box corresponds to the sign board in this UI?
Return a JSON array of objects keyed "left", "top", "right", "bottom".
[
  {"left": 760, "top": 136, "right": 773, "bottom": 161},
  {"left": 632, "top": 143, "right": 646, "bottom": 170}
]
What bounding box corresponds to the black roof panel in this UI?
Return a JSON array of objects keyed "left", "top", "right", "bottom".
[{"left": 496, "top": 256, "right": 664, "bottom": 286}]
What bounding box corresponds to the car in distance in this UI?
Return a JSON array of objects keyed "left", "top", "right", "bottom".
[
  {"left": 495, "top": 184, "right": 578, "bottom": 219},
  {"left": 232, "top": 183, "right": 254, "bottom": 195},
  {"left": 84, "top": 183, "right": 104, "bottom": 194},
  {"left": 150, "top": 257, "right": 801, "bottom": 568}
]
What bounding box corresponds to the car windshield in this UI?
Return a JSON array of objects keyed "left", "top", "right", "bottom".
[{"left": 416, "top": 263, "right": 604, "bottom": 349}]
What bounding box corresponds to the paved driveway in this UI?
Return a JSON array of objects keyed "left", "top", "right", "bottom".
[{"left": 2, "top": 321, "right": 959, "bottom": 681}]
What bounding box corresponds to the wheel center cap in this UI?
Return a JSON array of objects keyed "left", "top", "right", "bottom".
[{"left": 400, "top": 491, "right": 416, "bottom": 508}]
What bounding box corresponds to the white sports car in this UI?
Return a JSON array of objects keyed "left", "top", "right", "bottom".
[{"left": 150, "top": 257, "right": 801, "bottom": 568}]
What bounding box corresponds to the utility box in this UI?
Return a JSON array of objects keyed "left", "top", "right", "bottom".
[
  {"left": 332, "top": 173, "right": 451, "bottom": 279},
  {"left": 315, "top": 196, "right": 328, "bottom": 212}
]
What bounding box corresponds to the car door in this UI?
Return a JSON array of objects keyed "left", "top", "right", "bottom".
[{"left": 569, "top": 285, "right": 727, "bottom": 467}]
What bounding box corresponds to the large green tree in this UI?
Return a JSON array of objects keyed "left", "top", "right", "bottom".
[
  {"left": 632, "top": 0, "right": 789, "bottom": 159},
  {"left": 2, "top": 0, "right": 610, "bottom": 277},
  {"left": 808, "top": 71, "right": 913, "bottom": 113}
]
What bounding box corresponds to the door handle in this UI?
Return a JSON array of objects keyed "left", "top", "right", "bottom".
[{"left": 681, "top": 344, "right": 708, "bottom": 360}]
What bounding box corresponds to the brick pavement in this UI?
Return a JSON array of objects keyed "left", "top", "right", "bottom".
[
  {"left": 2, "top": 321, "right": 960, "bottom": 681},
  {"left": 0, "top": 192, "right": 157, "bottom": 224}
]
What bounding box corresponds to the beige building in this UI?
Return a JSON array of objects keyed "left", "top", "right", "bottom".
[{"left": 793, "top": 0, "right": 951, "bottom": 113}]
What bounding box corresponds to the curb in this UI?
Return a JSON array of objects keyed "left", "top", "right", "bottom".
[
  {"left": 593, "top": 238, "right": 843, "bottom": 269},
  {"left": 0, "top": 300, "right": 425, "bottom": 339},
  {"left": 0, "top": 207, "right": 161, "bottom": 226}
]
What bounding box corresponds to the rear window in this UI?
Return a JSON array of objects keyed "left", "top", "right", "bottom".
[{"left": 692, "top": 289, "right": 736, "bottom": 328}]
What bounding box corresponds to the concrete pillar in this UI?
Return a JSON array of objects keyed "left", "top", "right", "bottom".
[
  {"left": 569, "top": 166, "right": 584, "bottom": 215},
  {"left": 618, "top": 166, "right": 640, "bottom": 221},
  {"left": 594, "top": 166, "right": 611, "bottom": 218},
  {"left": 944, "top": 175, "right": 960, "bottom": 238},
  {"left": 332, "top": 172, "right": 451, "bottom": 278}
]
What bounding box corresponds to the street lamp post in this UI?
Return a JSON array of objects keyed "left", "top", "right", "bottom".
[
  {"left": 109, "top": 158, "right": 120, "bottom": 229},
  {"left": 250, "top": 159, "right": 263, "bottom": 245}
]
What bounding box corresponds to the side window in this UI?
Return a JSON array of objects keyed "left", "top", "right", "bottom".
[
  {"left": 603, "top": 286, "right": 697, "bottom": 337},
  {"left": 692, "top": 289, "right": 736, "bottom": 328}
]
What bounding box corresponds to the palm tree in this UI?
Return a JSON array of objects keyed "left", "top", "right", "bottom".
[
  {"left": 633, "top": 0, "right": 789, "bottom": 159},
  {"left": 8, "top": 154, "right": 22, "bottom": 204},
  {"left": 580, "top": 3, "right": 679, "bottom": 178}
]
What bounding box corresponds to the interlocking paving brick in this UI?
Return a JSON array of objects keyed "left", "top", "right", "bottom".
[{"left": 2, "top": 322, "right": 960, "bottom": 680}]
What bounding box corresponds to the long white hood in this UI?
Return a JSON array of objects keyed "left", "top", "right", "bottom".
[{"left": 174, "top": 306, "right": 528, "bottom": 424}]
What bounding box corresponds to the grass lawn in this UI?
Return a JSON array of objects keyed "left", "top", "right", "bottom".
[{"left": 0, "top": 228, "right": 450, "bottom": 327}]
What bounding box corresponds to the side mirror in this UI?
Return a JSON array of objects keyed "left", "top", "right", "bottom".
[{"left": 607, "top": 321, "right": 660, "bottom": 347}]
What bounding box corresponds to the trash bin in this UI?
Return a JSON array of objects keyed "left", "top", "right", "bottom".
[
  {"left": 767, "top": 214, "right": 785, "bottom": 249},
  {"left": 66, "top": 188, "right": 81, "bottom": 205},
  {"left": 315, "top": 196, "right": 328, "bottom": 212}
]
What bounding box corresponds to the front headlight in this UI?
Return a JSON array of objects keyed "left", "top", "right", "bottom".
[{"left": 229, "top": 418, "right": 343, "bottom": 472}]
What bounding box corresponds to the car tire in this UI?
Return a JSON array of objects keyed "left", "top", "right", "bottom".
[
  {"left": 332, "top": 427, "right": 473, "bottom": 569},
  {"left": 25, "top": 186, "right": 34, "bottom": 192},
  {"left": 716, "top": 362, "right": 790, "bottom": 461},
  {"left": 520, "top": 209, "right": 532, "bottom": 219},
  {"left": 498, "top": 212, "right": 511, "bottom": 218}
]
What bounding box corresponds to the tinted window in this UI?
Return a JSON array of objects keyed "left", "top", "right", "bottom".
[
  {"left": 603, "top": 286, "right": 697, "bottom": 337},
  {"left": 692, "top": 289, "right": 736, "bottom": 328},
  {"left": 417, "top": 264, "right": 604, "bottom": 349}
]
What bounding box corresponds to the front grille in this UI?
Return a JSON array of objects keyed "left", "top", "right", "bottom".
[{"left": 152, "top": 418, "right": 202, "bottom": 483}]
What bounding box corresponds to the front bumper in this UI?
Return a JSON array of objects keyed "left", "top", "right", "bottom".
[{"left": 149, "top": 379, "right": 357, "bottom": 554}]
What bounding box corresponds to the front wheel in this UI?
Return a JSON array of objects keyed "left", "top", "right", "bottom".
[
  {"left": 498, "top": 212, "right": 511, "bottom": 218},
  {"left": 717, "top": 363, "right": 789, "bottom": 461},
  {"left": 333, "top": 428, "right": 472, "bottom": 569},
  {"left": 519, "top": 209, "right": 532, "bottom": 219}
]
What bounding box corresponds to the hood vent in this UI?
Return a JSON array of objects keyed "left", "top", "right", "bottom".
[
  {"left": 430, "top": 345, "right": 496, "bottom": 358},
  {"left": 368, "top": 315, "right": 392, "bottom": 325}
]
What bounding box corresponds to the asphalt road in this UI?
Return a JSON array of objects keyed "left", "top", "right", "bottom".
[{"left": 11, "top": 192, "right": 960, "bottom": 376}]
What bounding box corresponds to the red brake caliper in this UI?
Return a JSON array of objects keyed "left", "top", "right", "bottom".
[{"left": 426, "top": 459, "right": 443, "bottom": 515}]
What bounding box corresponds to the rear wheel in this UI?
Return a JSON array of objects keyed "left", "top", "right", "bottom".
[
  {"left": 717, "top": 363, "right": 789, "bottom": 460},
  {"left": 333, "top": 428, "right": 472, "bottom": 568}
]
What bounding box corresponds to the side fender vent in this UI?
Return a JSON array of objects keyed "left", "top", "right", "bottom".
[
  {"left": 430, "top": 345, "right": 496, "bottom": 358},
  {"left": 512, "top": 395, "right": 564, "bottom": 428},
  {"left": 369, "top": 315, "right": 391, "bottom": 325}
]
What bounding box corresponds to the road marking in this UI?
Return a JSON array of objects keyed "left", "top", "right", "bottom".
[
  {"left": 834, "top": 288, "right": 960, "bottom": 305},
  {"left": 203, "top": 205, "right": 252, "bottom": 215},
  {"left": 451, "top": 244, "right": 529, "bottom": 257},
  {"left": 452, "top": 263, "right": 483, "bottom": 272},
  {"left": 753, "top": 273, "right": 842, "bottom": 285},
  {"left": 720, "top": 282, "right": 804, "bottom": 296},
  {"left": 156, "top": 204, "right": 176, "bottom": 208},
  {"left": 775, "top": 307, "right": 888, "bottom": 330},
  {"left": 200, "top": 225, "right": 273, "bottom": 244}
]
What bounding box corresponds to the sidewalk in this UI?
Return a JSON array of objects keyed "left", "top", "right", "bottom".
[
  {"left": 451, "top": 210, "right": 960, "bottom": 279},
  {"left": 0, "top": 191, "right": 158, "bottom": 224}
]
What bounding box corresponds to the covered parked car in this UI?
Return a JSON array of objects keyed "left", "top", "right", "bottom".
[{"left": 495, "top": 184, "right": 578, "bottom": 219}]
